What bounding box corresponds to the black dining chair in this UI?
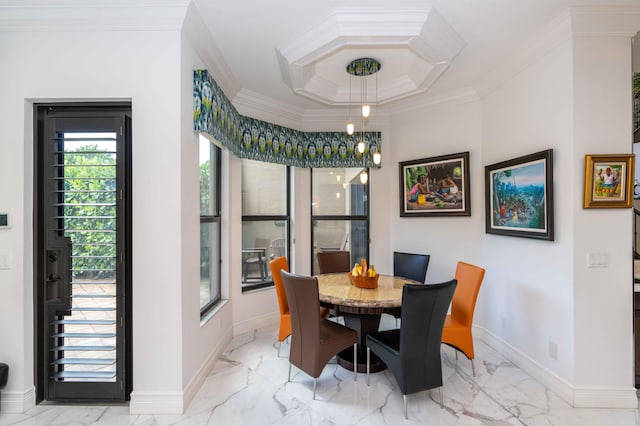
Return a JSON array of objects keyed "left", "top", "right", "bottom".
[
  {"left": 392, "top": 251, "right": 431, "bottom": 325},
  {"left": 393, "top": 251, "right": 430, "bottom": 283},
  {"left": 366, "top": 279, "right": 457, "bottom": 419}
]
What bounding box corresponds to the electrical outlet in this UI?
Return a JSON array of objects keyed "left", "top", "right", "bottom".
[
  {"left": 0, "top": 254, "right": 10, "bottom": 270},
  {"left": 549, "top": 341, "right": 558, "bottom": 360}
]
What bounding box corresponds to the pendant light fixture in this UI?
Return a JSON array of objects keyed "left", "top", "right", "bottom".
[{"left": 345, "top": 57, "right": 381, "bottom": 183}]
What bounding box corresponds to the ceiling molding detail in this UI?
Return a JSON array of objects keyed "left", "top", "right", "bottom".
[
  {"left": 275, "top": 7, "right": 465, "bottom": 106},
  {"left": 474, "top": 9, "right": 573, "bottom": 99},
  {"left": 183, "top": 2, "right": 240, "bottom": 99},
  {"left": 568, "top": 6, "right": 640, "bottom": 37},
  {"left": 232, "top": 89, "right": 306, "bottom": 131},
  {"left": 0, "top": 1, "right": 190, "bottom": 31},
  {"left": 474, "top": 6, "right": 640, "bottom": 99},
  {"left": 389, "top": 87, "right": 480, "bottom": 117}
]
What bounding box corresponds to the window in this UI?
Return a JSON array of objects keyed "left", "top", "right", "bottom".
[
  {"left": 200, "top": 135, "right": 221, "bottom": 315},
  {"left": 311, "top": 167, "right": 369, "bottom": 274},
  {"left": 241, "top": 159, "right": 290, "bottom": 292}
]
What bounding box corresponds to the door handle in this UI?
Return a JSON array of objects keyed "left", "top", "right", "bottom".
[{"left": 48, "top": 274, "right": 61, "bottom": 283}]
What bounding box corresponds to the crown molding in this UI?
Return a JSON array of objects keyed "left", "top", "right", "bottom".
[
  {"left": 0, "top": 0, "right": 190, "bottom": 31},
  {"left": 474, "top": 6, "right": 640, "bottom": 99},
  {"left": 569, "top": 5, "right": 640, "bottom": 37},
  {"left": 474, "top": 9, "right": 573, "bottom": 99},
  {"left": 232, "top": 89, "right": 306, "bottom": 130},
  {"left": 183, "top": 2, "right": 240, "bottom": 99},
  {"left": 389, "top": 87, "right": 480, "bottom": 116}
]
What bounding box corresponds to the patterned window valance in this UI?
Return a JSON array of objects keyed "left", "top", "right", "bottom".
[{"left": 193, "top": 69, "right": 381, "bottom": 168}]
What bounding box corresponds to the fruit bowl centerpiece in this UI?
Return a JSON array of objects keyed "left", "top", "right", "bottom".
[{"left": 348, "top": 258, "right": 379, "bottom": 289}]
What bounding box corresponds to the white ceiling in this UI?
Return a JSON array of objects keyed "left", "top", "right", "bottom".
[
  {"left": 2, "top": 0, "right": 638, "bottom": 125},
  {"left": 192, "top": 0, "right": 638, "bottom": 121}
]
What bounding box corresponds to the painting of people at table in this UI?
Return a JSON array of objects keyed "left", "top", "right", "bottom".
[{"left": 399, "top": 152, "right": 470, "bottom": 217}]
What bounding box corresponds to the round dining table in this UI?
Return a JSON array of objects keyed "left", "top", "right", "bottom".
[{"left": 316, "top": 272, "right": 420, "bottom": 373}]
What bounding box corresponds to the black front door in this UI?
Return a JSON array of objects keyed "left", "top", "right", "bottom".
[{"left": 35, "top": 104, "right": 131, "bottom": 402}]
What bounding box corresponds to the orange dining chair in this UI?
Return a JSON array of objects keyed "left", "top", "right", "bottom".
[
  {"left": 269, "top": 256, "right": 329, "bottom": 356},
  {"left": 441, "top": 261, "right": 485, "bottom": 377}
]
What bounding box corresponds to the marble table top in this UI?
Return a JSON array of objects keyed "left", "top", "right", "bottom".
[{"left": 317, "top": 273, "right": 420, "bottom": 309}]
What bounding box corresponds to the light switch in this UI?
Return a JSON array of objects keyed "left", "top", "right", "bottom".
[{"left": 587, "top": 252, "right": 609, "bottom": 268}]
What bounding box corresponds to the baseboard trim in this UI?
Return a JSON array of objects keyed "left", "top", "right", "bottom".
[
  {"left": 573, "top": 386, "right": 638, "bottom": 409},
  {"left": 182, "top": 326, "right": 233, "bottom": 411},
  {"left": 233, "top": 311, "right": 279, "bottom": 337},
  {"left": 128, "top": 391, "right": 183, "bottom": 414},
  {"left": 129, "top": 326, "right": 234, "bottom": 415},
  {"left": 1, "top": 386, "right": 36, "bottom": 414},
  {"left": 475, "top": 325, "right": 638, "bottom": 409}
]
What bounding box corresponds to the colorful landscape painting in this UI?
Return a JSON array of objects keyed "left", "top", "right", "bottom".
[{"left": 489, "top": 159, "right": 547, "bottom": 232}]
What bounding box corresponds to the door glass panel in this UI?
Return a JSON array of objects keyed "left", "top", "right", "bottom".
[
  {"left": 54, "top": 132, "right": 118, "bottom": 382},
  {"left": 312, "top": 219, "right": 367, "bottom": 274},
  {"left": 311, "top": 167, "right": 368, "bottom": 215}
]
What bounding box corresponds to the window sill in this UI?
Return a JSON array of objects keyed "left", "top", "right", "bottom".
[
  {"left": 200, "top": 299, "right": 229, "bottom": 327},
  {"left": 241, "top": 282, "right": 274, "bottom": 294}
]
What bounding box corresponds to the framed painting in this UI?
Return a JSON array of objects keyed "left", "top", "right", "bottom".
[
  {"left": 583, "top": 154, "right": 634, "bottom": 208},
  {"left": 485, "top": 149, "right": 554, "bottom": 241},
  {"left": 399, "top": 152, "right": 470, "bottom": 217}
]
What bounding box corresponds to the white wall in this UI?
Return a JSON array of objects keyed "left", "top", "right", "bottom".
[
  {"left": 179, "top": 9, "right": 234, "bottom": 411},
  {"left": 0, "top": 28, "right": 188, "bottom": 413},
  {"left": 572, "top": 35, "right": 634, "bottom": 390},
  {"left": 481, "top": 38, "right": 576, "bottom": 384},
  {"left": 387, "top": 101, "right": 484, "bottom": 283}
]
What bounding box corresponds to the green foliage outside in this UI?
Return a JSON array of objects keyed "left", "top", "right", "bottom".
[
  {"left": 63, "top": 144, "right": 116, "bottom": 279},
  {"left": 634, "top": 72, "right": 640, "bottom": 97}
]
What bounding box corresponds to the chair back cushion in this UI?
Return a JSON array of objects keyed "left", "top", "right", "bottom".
[
  {"left": 393, "top": 251, "right": 430, "bottom": 283},
  {"left": 281, "top": 270, "right": 322, "bottom": 369},
  {"left": 452, "top": 261, "right": 485, "bottom": 326},
  {"left": 269, "top": 256, "right": 289, "bottom": 316},
  {"left": 317, "top": 251, "right": 351, "bottom": 274},
  {"left": 399, "top": 280, "right": 457, "bottom": 394}
]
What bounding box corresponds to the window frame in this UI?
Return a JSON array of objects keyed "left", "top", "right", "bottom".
[
  {"left": 200, "top": 139, "right": 222, "bottom": 317},
  {"left": 241, "top": 161, "right": 291, "bottom": 292},
  {"left": 310, "top": 167, "right": 370, "bottom": 275}
]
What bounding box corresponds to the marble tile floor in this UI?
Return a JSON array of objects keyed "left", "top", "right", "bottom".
[{"left": 2, "top": 315, "right": 639, "bottom": 426}]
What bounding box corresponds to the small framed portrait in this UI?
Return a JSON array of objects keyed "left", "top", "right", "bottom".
[
  {"left": 399, "top": 152, "right": 470, "bottom": 217},
  {"left": 485, "top": 149, "right": 554, "bottom": 241},
  {"left": 583, "top": 154, "right": 635, "bottom": 209}
]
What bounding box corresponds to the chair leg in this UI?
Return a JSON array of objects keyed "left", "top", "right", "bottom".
[
  {"left": 471, "top": 359, "right": 475, "bottom": 377},
  {"left": 313, "top": 378, "right": 317, "bottom": 400},
  {"left": 353, "top": 343, "right": 357, "bottom": 381},
  {"left": 288, "top": 363, "right": 292, "bottom": 382},
  {"left": 403, "top": 394, "right": 408, "bottom": 419},
  {"left": 366, "top": 347, "right": 370, "bottom": 386},
  {"left": 439, "top": 387, "right": 443, "bottom": 408}
]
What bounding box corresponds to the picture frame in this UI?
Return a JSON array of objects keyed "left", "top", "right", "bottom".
[
  {"left": 583, "top": 154, "right": 634, "bottom": 209},
  {"left": 399, "top": 152, "right": 470, "bottom": 217},
  {"left": 485, "top": 149, "right": 554, "bottom": 241}
]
